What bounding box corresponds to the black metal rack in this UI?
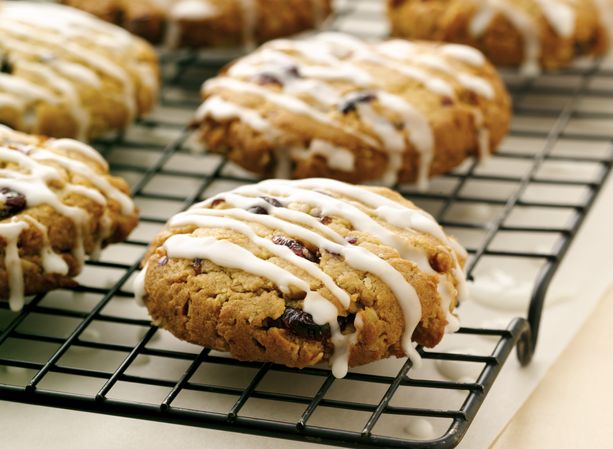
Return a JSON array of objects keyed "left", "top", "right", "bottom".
[{"left": 1, "top": 1, "right": 612, "bottom": 448}]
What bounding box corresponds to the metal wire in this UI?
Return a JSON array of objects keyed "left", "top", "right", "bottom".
[{"left": 1, "top": 0, "right": 612, "bottom": 448}]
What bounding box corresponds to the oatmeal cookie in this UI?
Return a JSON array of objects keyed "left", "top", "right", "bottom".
[
  {"left": 62, "top": 0, "right": 333, "bottom": 49},
  {"left": 194, "top": 32, "right": 511, "bottom": 189},
  {"left": 135, "top": 179, "right": 467, "bottom": 377},
  {"left": 387, "top": 0, "right": 609, "bottom": 75},
  {"left": 0, "top": 2, "right": 158, "bottom": 140},
  {"left": 0, "top": 125, "right": 139, "bottom": 311}
]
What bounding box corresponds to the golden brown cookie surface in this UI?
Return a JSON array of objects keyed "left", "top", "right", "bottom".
[
  {"left": 194, "top": 33, "right": 511, "bottom": 188},
  {"left": 62, "top": 0, "right": 333, "bottom": 49},
  {"left": 0, "top": 2, "right": 158, "bottom": 140},
  {"left": 0, "top": 125, "right": 139, "bottom": 311},
  {"left": 388, "top": 0, "right": 609, "bottom": 75},
  {"left": 135, "top": 179, "right": 467, "bottom": 377}
]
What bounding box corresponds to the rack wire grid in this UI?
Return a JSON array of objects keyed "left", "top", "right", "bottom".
[{"left": 1, "top": 0, "right": 613, "bottom": 448}]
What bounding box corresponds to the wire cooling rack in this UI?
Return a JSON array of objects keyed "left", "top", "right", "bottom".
[{"left": 1, "top": 1, "right": 613, "bottom": 448}]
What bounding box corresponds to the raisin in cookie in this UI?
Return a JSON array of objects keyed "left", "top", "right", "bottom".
[
  {"left": 194, "top": 32, "right": 511, "bottom": 189},
  {"left": 0, "top": 2, "right": 158, "bottom": 140},
  {"left": 62, "top": 0, "right": 333, "bottom": 49},
  {"left": 388, "top": 0, "right": 609, "bottom": 75},
  {"left": 135, "top": 179, "right": 467, "bottom": 377},
  {"left": 0, "top": 125, "right": 139, "bottom": 311}
]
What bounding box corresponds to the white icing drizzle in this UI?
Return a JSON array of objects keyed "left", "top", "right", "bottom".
[
  {"left": 195, "top": 95, "right": 275, "bottom": 137},
  {"left": 292, "top": 139, "right": 356, "bottom": 172},
  {"left": 21, "top": 215, "right": 69, "bottom": 276},
  {"left": 47, "top": 139, "right": 108, "bottom": 169},
  {"left": 404, "top": 418, "right": 435, "bottom": 440},
  {"left": 238, "top": 0, "right": 258, "bottom": 51},
  {"left": 170, "top": 0, "right": 219, "bottom": 19},
  {"left": 469, "top": 0, "right": 577, "bottom": 76},
  {"left": 16, "top": 60, "right": 90, "bottom": 140},
  {"left": 440, "top": 44, "right": 487, "bottom": 66},
  {"left": 378, "top": 40, "right": 494, "bottom": 99},
  {"left": 164, "top": 235, "right": 310, "bottom": 294},
  {"left": 134, "top": 264, "right": 148, "bottom": 306},
  {"left": 472, "top": 110, "right": 492, "bottom": 161},
  {"left": 282, "top": 178, "right": 469, "bottom": 306},
  {"left": 0, "top": 220, "right": 28, "bottom": 311},
  {"left": 168, "top": 212, "right": 352, "bottom": 307},
  {"left": 200, "top": 32, "right": 499, "bottom": 187},
  {"left": 30, "top": 151, "right": 134, "bottom": 215},
  {"left": 203, "top": 77, "right": 378, "bottom": 146},
  {"left": 0, "top": 74, "right": 58, "bottom": 108},
  {"left": 535, "top": 0, "right": 575, "bottom": 37},
  {"left": 438, "top": 279, "right": 460, "bottom": 333},
  {"left": 0, "top": 2, "right": 155, "bottom": 137},
  {"left": 375, "top": 92, "right": 434, "bottom": 189},
  {"left": 135, "top": 180, "right": 467, "bottom": 377},
  {"left": 0, "top": 125, "right": 136, "bottom": 310},
  {"left": 434, "top": 348, "right": 481, "bottom": 382}
]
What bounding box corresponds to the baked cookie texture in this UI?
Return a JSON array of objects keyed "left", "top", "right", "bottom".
[
  {"left": 0, "top": 2, "right": 159, "bottom": 140},
  {"left": 135, "top": 179, "right": 467, "bottom": 377},
  {"left": 62, "top": 0, "right": 333, "bottom": 49},
  {"left": 194, "top": 32, "right": 511, "bottom": 189},
  {"left": 387, "top": 0, "right": 610, "bottom": 75},
  {"left": 0, "top": 125, "right": 139, "bottom": 311}
]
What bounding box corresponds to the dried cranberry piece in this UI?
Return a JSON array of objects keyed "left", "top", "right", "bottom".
[
  {"left": 441, "top": 97, "right": 454, "bottom": 107},
  {"left": 211, "top": 198, "right": 225, "bottom": 207},
  {"left": 253, "top": 73, "right": 283, "bottom": 87},
  {"left": 0, "top": 188, "right": 27, "bottom": 219},
  {"left": 338, "top": 91, "right": 376, "bottom": 114},
  {"left": 320, "top": 216, "right": 332, "bottom": 225},
  {"left": 192, "top": 258, "right": 203, "bottom": 274},
  {"left": 272, "top": 235, "right": 320, "bottom": 263},
  {"left": 253, "top": 65, "right": 301, "bottom": 86},
  {"left": 286, "top": 65, "right": 302, "bottom": 78},
  {"left": 158, "top": 256, "right": 169, "bottom": 266},
  {"left": 0, "top": 53, "right": 12, "bottom": 74},
  {"left": 259, "top": 196, "right": 283, "bottom": 207},
  {"left": 247, "top": 205, "right": 268, "bottom": 215},
  {"left": 574, "top": 36, "right": 597, "bottom": 56},
  {"left": 337, "top": 314, "right": 356, "bottom": 332},
  {"left": 345, "top": 236, "right": 358, "bottom": 244},
  {"left": 265, "top": 307, "right": 331, "bottom": 340}
]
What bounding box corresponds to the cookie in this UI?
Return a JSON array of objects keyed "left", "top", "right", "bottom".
[
  {"left": 194, "top": 32, "right": 511, "bottom": 189},
  {"left": 62, "top": 0, "right": 333, "bottom": 49},
  {"left": 0, "top": 125, "right": 139, "bottom": 311},
  {"left": 135, "top": 179, "right": 467, "bottom": 377},
  {"left": 387, "top": 0, "right": 609, "bottom": 75},
  {"left": 0, "top": 2, "right": 158, "bottom": 140}
]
